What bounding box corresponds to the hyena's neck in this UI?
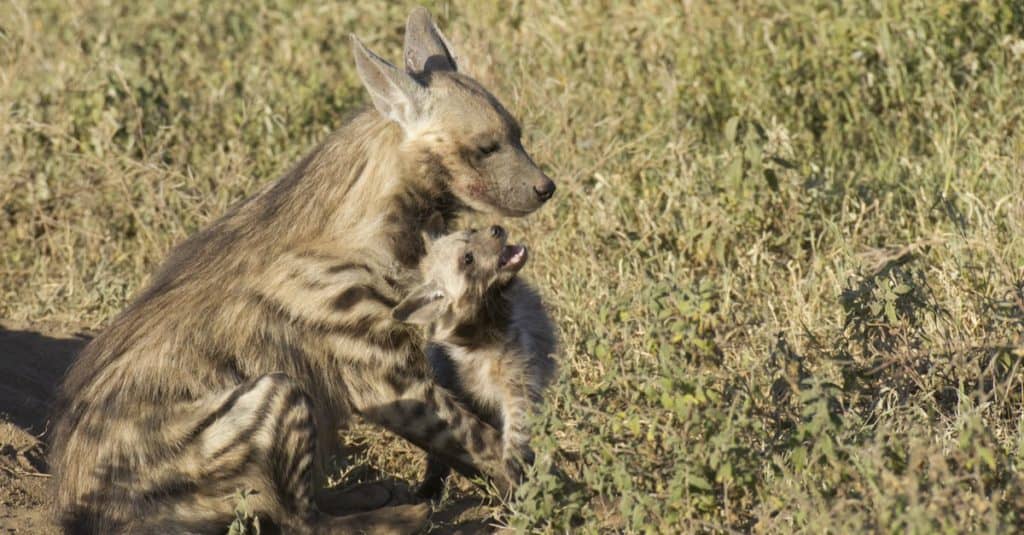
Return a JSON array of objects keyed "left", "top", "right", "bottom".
[
  {"left": 275, "top": 112, "right": 461, "bottom": 272},
  {"left": 438, "top": 282, "right": 517, "bottom": 352},
  {"left": 259, "top": 110, "right": 454, "bottom": 250},
  {"left": 150, "top": 111, "right": 458, "bottom": 291}
]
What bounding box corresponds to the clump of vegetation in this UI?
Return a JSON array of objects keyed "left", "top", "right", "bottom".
[
  {"left": 3, "top": 0, "right": 1024, "bottom": 531},
  {"left": 228, "top": 489, "right": 262, "bottom": 535}
]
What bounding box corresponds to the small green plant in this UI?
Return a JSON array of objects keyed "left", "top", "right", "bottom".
[{"left": 227, "top": 489, "right": 261, "bottom": 535}]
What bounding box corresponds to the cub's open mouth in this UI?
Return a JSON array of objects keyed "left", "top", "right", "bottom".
[{"left": 498, "top": 244, "right": 528, "bottom": 271}]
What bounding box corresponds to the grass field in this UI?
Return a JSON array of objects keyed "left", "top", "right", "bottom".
[{"left": 3, "top": 0, "right": 1024, "bottom": 532}]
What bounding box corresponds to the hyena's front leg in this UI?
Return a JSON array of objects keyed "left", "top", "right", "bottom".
[
  {"left": 415, "top": 347, "right": 464, "bottom": 499},
  {"left": 353, "top": 368, "right": 520, "bottom": 494},
  {"left": 259, "top": 252, "right": 518, "bottom": 490},
  {"left": 128, "top": 373, "right": 428, "bottom": 535},
  {"left": 417, "top": 457, "right": 453, "bottom": 500}
]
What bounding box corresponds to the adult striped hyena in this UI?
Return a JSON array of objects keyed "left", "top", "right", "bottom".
[
  {"left": 48, "top": 8, "right": 555, "bottom": 534},
  {"left": 392, "top": 221, "right": 557, "bottom": 499}
]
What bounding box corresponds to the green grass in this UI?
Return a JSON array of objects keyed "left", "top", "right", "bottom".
[{"left": 4, "top": 0, "right": 1024, "bottom": 532}]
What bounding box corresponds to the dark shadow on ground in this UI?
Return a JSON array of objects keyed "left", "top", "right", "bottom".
[
  {"left": 0, "top": 324, "right": 90, "bottom": 436},
  {"left": 318, "top": 479, "right": 495, "bottom": 533},
  {"left": 428, "top": 495, "right": 495, "bottom": 534},
  {"left": 320, "top": 443, "right": 498, "bottom": 533}
]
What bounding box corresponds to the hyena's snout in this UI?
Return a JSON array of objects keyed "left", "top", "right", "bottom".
[
  {"left": 479, "top": 225, "right": 528, "bottom": 274},
  {"left": 532, "top": 176, "right": 556, "bottom": 202}
]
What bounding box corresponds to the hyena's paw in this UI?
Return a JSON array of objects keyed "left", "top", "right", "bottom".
[
  {"left": 415, "top": 475, "right": 446, "bottom": 501},
  {"left": 416, "top": 457, "right": 450, "bottom": 501},
  {"left": 499, "top": 443, "right": 536, "bottom": 494}
]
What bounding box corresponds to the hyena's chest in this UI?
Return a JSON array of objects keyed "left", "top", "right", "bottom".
[{"left": 452, "top": 351, "right": 509, "bottom": 414}]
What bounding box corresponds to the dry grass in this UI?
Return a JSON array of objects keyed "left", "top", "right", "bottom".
[{"left": 3, "top": 0, "right": 1024, "bottom": 532}]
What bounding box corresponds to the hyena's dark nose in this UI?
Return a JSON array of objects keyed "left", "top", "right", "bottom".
[
  {"left": 490, "top": 225, "right": 506, "bottom": 239},
  {"left": 533, "top": 179, "right": 556, "bottom": 202}
]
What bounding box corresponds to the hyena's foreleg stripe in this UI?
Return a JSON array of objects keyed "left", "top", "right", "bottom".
[{"left": 358, "top": 376, "right": 511, "bottom": 491}]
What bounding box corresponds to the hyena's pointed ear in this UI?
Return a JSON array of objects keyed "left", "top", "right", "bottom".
[
  {"left": 420, "top": 211, "right": 447, "bottom": 248},
  {"left": 351, "top": 35, "right": 427, "bottom": 129},
  {"left": 403, "top": 7, "right": 459, "bottom": 74},
  {"left": 392, "top": 283, "right": 448, "bottom": 325}
]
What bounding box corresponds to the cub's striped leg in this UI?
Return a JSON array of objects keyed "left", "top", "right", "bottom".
[{"left": 498, "top": 379, "right": 539, "bottom": 470}]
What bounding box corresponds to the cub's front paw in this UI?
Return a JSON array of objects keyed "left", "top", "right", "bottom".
[{"left": 499, "top": 443, "right": 535, "bottom": 493}]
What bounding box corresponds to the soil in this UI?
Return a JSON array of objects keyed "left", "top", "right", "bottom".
[
  {"left": 0, "top": 321, "right": 89, "bottom": 534},
  {"left": 0, "top": 321, "right": 494, "bottom": 533}
]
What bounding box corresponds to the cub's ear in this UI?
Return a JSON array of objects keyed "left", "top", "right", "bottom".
[
  {"left": 403, "top": 6, "right": 460, "bottom": 74},
  {"left": 392, "top": 282, "right": 448, "bottom": 325},
  {"left": 421, "top": 211, "right": 447, "bottom": 248},
  {"left": 351, "top": 35, "right": 427, "bottom": 129}
]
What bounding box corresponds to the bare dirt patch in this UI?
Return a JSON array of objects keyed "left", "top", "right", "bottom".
[
  {"left": 0, "top": 322, "right": 89, "bottom": 534},
  {"left": 0, "top": 421, "right": 54, "bottom": 534}
]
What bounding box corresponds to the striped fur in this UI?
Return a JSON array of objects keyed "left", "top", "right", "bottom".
[
  {"left": 392, "top": 225, "right": 557, "bottom": 499},
  {"left": 48, "top": 8, "right": 553, "bottom": 534}
]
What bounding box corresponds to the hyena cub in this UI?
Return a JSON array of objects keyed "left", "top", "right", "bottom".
[{"left": 392, "top": 219, "right": 557, "bottom": 498}]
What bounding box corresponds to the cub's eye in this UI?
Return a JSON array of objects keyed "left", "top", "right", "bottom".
[
  {"left": 477, "top": 142, "right": 500, "bottom": 157},
  {"left": 462, "top": 252, "right": 475, "bottom": 266}
]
